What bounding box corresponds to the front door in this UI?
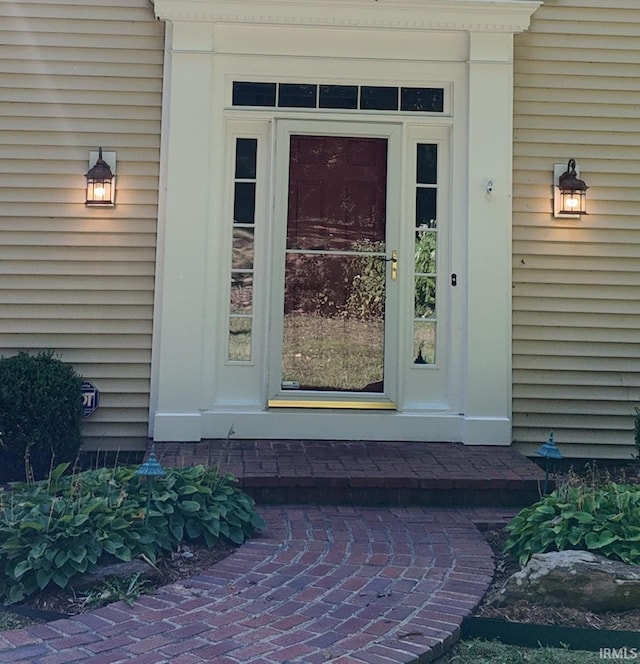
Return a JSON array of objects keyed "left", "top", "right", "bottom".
[{"left": 269, "top": 126, "right": 399, "bottom": 407}]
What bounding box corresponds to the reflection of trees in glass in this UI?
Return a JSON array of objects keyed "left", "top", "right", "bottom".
[
  {"left": 345, "top": 240, "right": 385, "bottom": 320},
  {"left": 414, "top": 231, "right": 436, "bottom": 318},
  {"left": 284, "top": 240, "right": 385, "bottom": 320},
  {"left": 230, "top": 273, "right": 253, "bottom": 314}
]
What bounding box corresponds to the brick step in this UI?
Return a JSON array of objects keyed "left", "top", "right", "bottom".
[{"left": 153, "top": 440, "right": 547, "bottom": 508}]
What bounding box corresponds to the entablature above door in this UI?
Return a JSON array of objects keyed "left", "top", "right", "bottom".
[{"left": 151, "top": 0, "right": 542, "bottom": 35}]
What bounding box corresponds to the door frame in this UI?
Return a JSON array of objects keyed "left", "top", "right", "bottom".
[
  {"left": 267, "top": 120, "right": 402, "bottom": 409},
  {"left": 149, "top": 0, "right": 538, "bottom": 443}
]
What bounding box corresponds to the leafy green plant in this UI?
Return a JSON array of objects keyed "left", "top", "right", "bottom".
[
  {"left": 0, "top": 463, "right": 265, "bottom": 604},
  {"left": 0, "top": 351, "right": 83, "bottom": 482},
  {"left": 81, "top": 572, "right": 152, "bottom": 608},
  {"left": 504, "top": 481, "right": 640, "bottom": 567},
  {"left": 439, "top": 639, "right": 601, "bottom": 664}
]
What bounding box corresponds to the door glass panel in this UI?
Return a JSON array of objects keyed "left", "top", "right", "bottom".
[
  {"left": 417, "top": 144, "right": 438, "bottom": 184},
  {"left": 360, "top": 86, "right": 399, "bottom": 111},
  {"left": 401, "top": 87, "right": 444, "bottom": 113},
  {"left": 279, "top": 83, "right": 317, "bottom": 108},
  {"left": 282, "top": 135, "right": 388, "bottom": 393},
  {"left": 319, "top": 85, "right": 358, "bottom": 109},
  {"left": 233, "top": 183, "right": 256, "bottom": 223},
  {"left": 232, "top": 228, "right": 254, "bottom": 269}
]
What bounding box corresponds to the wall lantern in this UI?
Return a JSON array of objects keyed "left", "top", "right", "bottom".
[
  {"left": 86, "top": 148, "right": 116, "bottom": 206},
  {"left": 554, "top": 159, "right": 588, "bottom": 218}
]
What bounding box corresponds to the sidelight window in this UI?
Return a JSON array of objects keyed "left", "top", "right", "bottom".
[
  {"left": 413, "top": 143, "right": 438, "bottom": 366},
  {"left": 227, "top": 138, "right": 258, "bottom": 361}
]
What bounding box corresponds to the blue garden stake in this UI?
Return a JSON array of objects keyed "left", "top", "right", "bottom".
[
  {"left": 135, "top": 443, "right": 166, "bottom": 525},
  {"left": 535, "top": 430, "right": 563, "bottom": 494}
]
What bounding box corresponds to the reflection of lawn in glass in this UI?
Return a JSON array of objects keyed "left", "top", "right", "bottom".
[
  {"left": 228, "top": 318, "right": 251, "bottom": 361},
  {"left": 414, "top": 320, "right": 435, "bottom": 365},
  {"left": 282, "top": 314, "right": 384, "bottom": 391}
]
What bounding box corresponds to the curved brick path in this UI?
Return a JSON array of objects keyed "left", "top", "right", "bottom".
[{"left": 0, "top": 506, "right": 496, "bottom": 664}]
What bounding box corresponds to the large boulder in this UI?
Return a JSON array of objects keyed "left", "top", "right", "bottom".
[{"left": 491, "top": 550, "right": 640, "bottom": 612}]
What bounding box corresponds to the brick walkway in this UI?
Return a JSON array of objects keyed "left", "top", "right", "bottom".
[
  {"left": 0, "top": 441, "right": 542, "bottom": 663},
  {"left": 0, "top": 505, "right": 513, "bottom": 664}
]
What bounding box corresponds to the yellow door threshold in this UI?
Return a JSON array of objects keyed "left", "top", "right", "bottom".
[{"left": 267, "top": 399, "right": 397, "bottom": 410}]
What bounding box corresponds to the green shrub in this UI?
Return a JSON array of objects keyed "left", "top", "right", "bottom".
[
  {"left": 0, "top": 351, "right": 83, "bottom": 482},
  {"left": 0, "top": 463, "right": 265, "bottom": 604},
  {"left": 504, "top": 482, "right": 640, "bottom": 567}
]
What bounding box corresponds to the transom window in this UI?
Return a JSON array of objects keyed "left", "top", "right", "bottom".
[{"left": 232, "top": 82, "right": 445, "bottom": 113}]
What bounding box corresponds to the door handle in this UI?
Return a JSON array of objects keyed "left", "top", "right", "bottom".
[
  {"left": 390, "top": 250, "right": 398, "bottom": 281},
  {"left": 379, "top": 251, "right": 398, "bottom": 280}
]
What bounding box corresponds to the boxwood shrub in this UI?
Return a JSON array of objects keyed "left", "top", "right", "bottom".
[{"left": 0, "top": 351, "right": 83, "bottom": 482}]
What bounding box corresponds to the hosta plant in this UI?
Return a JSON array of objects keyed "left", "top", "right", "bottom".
[
  {"left": 504, "top": 482, "right": 640, "bottom": 567},
  {"left": 0, "top": 463, "right": 265, "bottom": 604}
]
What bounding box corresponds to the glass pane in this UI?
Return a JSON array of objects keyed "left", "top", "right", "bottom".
[
  {"left": 232, "top": 81, "right": 276, "bottom": 107},
  {"left": 283, "top": 253, "right": 385, "bottom": 391},
  {"left": 413, "top": 321, "right": 436, "bottom": 365},
  {"left": 287, "top": 136, "right": 387, "bottom": 251},
  {"left": 360, "top": 86, "right": 398, "bottom": 111},
  {"left": 228, "top": 317, "right": 252, "bottom": 361},
  {"left": 319, "top": 85, "right": 358, "bottom": 109},
  {"left": 401, "top": 87, "right": 444, "bottom": 112},
  {"left": 230, "top": 272, "right": 253, "bottom": 314},
  {"left": 278, "top": 83, "right": 317, "bottom": 108},
  {"left": 415, "top": 231, "right": 436, "bottom": 274},
  {"left": 415, "top": 277, "right": 436, "bottom": 318},
  {"left": 417, "top": 144, "right": 437, "bottom": 184},
  {"left": 232, "top": 228, "right": 254, "bottom": 269},
  {"left": 234, "top": 182, "right": 256, "bottom": 224},
  {"left": 284, "top": 253, "right": 385, "bottom": 319},
  {"left": 416, "top": 188, "right": 437, "bottom": 228},
  {"left": 283, "top": 135, "right": 387, "bottom": 394},
  {"left": 235, "top": 138, "right": 257, "bottom": 179}
]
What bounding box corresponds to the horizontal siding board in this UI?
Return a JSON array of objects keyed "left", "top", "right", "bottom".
[
  {"left": 514, "top": 284, "right": 640, "bottom": 301},
  {"left": 0, "top": 0, "right": 162, "bottom": 450},
  {"left": 514, "top": 339, "right": 640, "bottom": 360},
  {"left": 0, "top": 334, "right": 152, "bottom": 350},
  {"left": 514, "top": 355, "right": 640, "bottom": 371},
  {"left": 0, "top": 1, "right": 156, "bottom": 20},
  {"left": 0, "top": 74, "right": 162, "bottom": 93},
  {"left": 514, "top": 326, "right": 640, "bottom": 344},
  {"left": 3, "top": 103, "right": 161, "bottom": 122}
]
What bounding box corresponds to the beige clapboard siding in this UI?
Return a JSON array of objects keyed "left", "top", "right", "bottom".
[
  {"left": 512, "top": 0, "right": 640, "bottom": 459},
  {"left": 0, "top": 0, "right": 163, "bottom": 451}
]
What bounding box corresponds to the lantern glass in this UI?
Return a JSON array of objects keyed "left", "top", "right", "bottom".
[{"left": 559, "top": 188, "right": 586, "bottom": 215}]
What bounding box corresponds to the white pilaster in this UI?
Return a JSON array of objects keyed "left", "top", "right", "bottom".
[
  {"left": 463, "top": 31, "right": 515, "bottom": 445},
  {"left": 151, "top": 23, "right": 214, "bottom": 441}
]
